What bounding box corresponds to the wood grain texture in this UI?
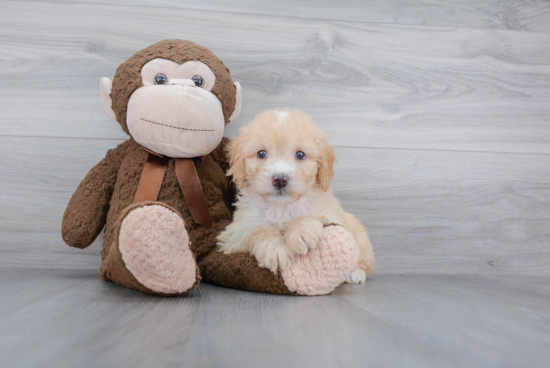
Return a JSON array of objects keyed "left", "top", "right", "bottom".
[
  {"left": 22, "top": 0, "right": 550, "bottom": 33},
  {"left": 1, "top": 1, "right": 550, "bottom": 154},
  {"left": 1, "top": 268, "right": 549, "bottom": 368},
  {"left": 0, "top": 1, "right": 549, "bottom": 275},
  {"left": 1, "top": 136, "right": 549, "bottom": 275}
]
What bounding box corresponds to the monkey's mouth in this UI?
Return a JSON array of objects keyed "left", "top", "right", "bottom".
[{"left": 140, "top": 118, "right": 215, "bottom": 132}]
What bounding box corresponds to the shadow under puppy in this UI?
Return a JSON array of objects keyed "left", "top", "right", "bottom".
[{"left": 218, "top": 110, "right": 375, "bottom": 282}]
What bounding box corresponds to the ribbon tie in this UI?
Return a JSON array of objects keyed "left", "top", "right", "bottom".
[{"left": 133, "top": 152, "right": 213, "bottom": 227}]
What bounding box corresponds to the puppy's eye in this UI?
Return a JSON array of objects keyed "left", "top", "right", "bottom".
[
  {"left": 192, "top": 75, "right": 203, "bottom": 87},
  {"left": 154, "top": 73, "right": 167, "bottom": 85},
  {"left": 257, "top": 150, "right": 267, "bottom": 159},
  {"left": 296, "top": 151, "right": 306, "bottom": 160}
]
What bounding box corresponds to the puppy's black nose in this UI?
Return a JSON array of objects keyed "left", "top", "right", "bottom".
[{"left": 272, "top": 174, "right": 288, "bottom": 189}]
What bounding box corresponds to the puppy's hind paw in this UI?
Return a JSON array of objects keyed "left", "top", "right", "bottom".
[
  {"left": 254, "top": 240, "right": 293, "bottom": 273},
  {"left": 345, "top": 268, "right": 366, "bottom": 284}
]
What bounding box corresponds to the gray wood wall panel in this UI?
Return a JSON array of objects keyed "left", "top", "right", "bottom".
[
  {"left": 22, "top": 0, "right": 550, "bottom": 33},
  {"left": 2, "top": 1, "right": 550, "bottom": 154},
  {"left": 1, "top": 136, "right": 549, "bottom": 275},
  {"left": 0, "top": 1, "right": 549, "bottom": 275}
]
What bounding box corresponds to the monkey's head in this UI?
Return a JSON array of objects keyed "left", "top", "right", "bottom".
[{"left": 100, "top": 40, "right": 242, "bottom": 158}]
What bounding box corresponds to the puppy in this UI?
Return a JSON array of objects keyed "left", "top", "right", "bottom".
[{"left": 217, "top": 110, "right": 375, "bottom": 283}]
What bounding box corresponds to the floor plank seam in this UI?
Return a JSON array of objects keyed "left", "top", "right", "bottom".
[{"left": 3, "top": 134, "right": 550, "bottom": 157}]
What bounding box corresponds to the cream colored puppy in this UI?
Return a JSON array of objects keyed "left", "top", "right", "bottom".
[{"left": 217, "top": 110, "right": 375, "bottom": 283}]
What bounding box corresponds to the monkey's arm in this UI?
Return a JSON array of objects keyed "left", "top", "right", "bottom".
[
  {"left": 62, "top": 141, "right": 129, "bottom": 249},
  {"left": 211, "top": 136, "right": 238, "bottom": 205}
]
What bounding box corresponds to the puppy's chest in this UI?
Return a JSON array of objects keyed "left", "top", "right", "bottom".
[{"left": 261, "top": 200, "right": 310, "bottom": 231}]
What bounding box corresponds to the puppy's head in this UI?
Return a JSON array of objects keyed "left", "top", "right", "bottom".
[{"left": 228, "top": 109, "right": 335, "bottom": 203}]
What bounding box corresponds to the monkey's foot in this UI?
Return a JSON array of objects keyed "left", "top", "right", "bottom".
[
  {"left": 281, "top": 225, "right": 359, "bottom": 296},
  {"left": 101, "top": 202, "right": 200, "bottom": 295}
]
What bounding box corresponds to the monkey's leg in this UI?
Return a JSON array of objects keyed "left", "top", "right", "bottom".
[
  {"left": 199, "top": 225, "right": 359, "bottom": 296},
  {"left": 199, "top": 248, "right": 298, "bottom": 295},
  {"left": 100, "top": 201, "right": 200, "bottom": 295},
  {"left": 281, "top": 225, "right": 359, "bottom": 295}
]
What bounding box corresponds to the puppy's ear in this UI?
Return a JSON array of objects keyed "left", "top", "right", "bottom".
[
  {"left": 316, "top": 138, "right": 336, "bottom": 192},
  {"left": 227, "top": 134, "right": 247, "bottom": 189}
]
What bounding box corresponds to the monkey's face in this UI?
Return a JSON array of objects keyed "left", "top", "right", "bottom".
[
  {"left": 100, "top": 40, "right": 242, "bottom": 158},
  {"left": 126, "top": 58, "right": 225, "bottom": 157}
]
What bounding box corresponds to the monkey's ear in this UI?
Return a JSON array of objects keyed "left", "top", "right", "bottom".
[
  {"left": 229, "top": 82, "right": 242, "bottom": 122},
  {"left": 100, "top": 77, "right": 117, "bottom": 121}
]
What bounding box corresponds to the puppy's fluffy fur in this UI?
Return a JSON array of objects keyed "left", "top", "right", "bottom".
[{"left": 218, "top": 110, "right": 375, "bottom": 283}]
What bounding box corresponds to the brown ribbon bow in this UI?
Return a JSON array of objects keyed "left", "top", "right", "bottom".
[{"left": 133, "top": 152, "right": 213, "bottom": 227}]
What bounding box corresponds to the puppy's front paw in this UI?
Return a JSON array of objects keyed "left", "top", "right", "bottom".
[
  {"left": 284, "top": 218, "right": 324, "bottom": 255},
  {"left": 254, "top": 240, "right": 292, "bottom": 273},
  {"left": 345, "top": 268, "right": 367, "bottom": 284}
]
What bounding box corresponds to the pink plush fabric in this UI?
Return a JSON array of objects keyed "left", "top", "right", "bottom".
[
  {"left": 282, "top": 226, "right": 359, "bottom": 296},
  {"left": 118, "top": 205, "right": 196, "bottom": 294}
]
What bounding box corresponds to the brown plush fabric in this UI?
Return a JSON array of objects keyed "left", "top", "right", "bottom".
[
  {"left": 98, "top": 139, "right": 233, "bottom": 267},
  {"left": 62, "top": 40, "right": 296, "bottom": 295},
  {"left": 62, "top": 140, "right": 132, "bottom": 248},
  {"left": 200, "top": 248, "right": 297, "bottom": 295}
]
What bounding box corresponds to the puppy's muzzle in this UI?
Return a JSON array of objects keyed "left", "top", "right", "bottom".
[{"left": 272, "top": 174, "right": 289, "bottom": 190}]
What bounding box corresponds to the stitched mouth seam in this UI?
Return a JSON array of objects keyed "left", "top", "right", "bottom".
[{"left": 140, "top": 118, "right": 215, "bottom": 132}]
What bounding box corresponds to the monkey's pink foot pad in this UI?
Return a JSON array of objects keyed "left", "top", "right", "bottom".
[
  {"left": 118, "top": 204, "right": 196, "bottom": 294},
  {"left": 282, "top": 225, "right": 359, "bottom": 296}
]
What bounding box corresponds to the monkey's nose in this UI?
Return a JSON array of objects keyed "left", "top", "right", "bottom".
[
  {"left": 272, "top": 174, "right": 289, "bottom": 189},
  {"left": 169, "top": 79, "right": 195, "bottom": 87}
]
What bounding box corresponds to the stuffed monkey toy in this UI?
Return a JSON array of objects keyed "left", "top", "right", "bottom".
[{"left": 62, "top": 39, "right": 360, "bottom": 296}]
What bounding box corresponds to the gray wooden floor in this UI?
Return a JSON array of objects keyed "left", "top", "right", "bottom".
[
  {"left": 1, "top": 0, "right": 550, "bottom": 275},
  {"left": 1, "top": 267, "right": 549, "bottom": 368},
  {"left": 1, "top": 1, "right": 550, "bottom": 367}
]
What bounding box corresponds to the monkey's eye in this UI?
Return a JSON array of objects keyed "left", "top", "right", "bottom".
[
  {"left": 296, "top": 151, "right": 306, "bottom": 160},
  {"left": 257, "top": 150, "right": 267, "bottom": 159},
  {"left": 192, "top": 75, "right": 203, "bottom": 87},
  {"left": 154, "top": 73, "right": 167, "bottom": 85}
]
